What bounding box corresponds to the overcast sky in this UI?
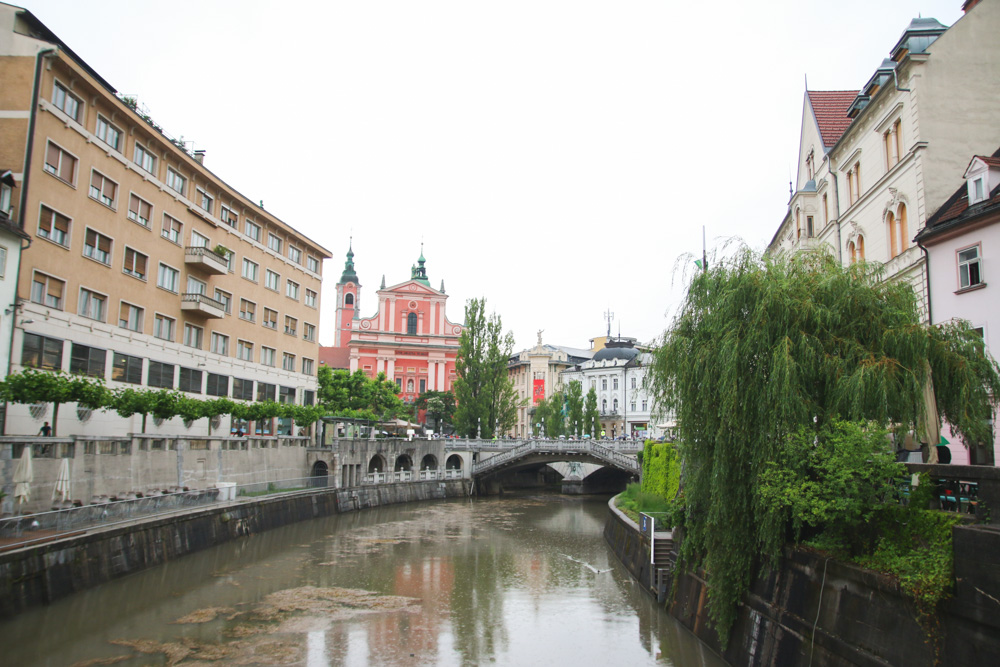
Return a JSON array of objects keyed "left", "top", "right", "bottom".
[{"left": 18, "top": 0, "right": 966, "bottom": 350}]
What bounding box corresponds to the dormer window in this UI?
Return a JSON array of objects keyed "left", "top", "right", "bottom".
[
  {"left": 963, "top": 156, "right": 999, "bottom": 206},
  {"left": 970, "top": 175, "right": 987, "bottom": 205}
]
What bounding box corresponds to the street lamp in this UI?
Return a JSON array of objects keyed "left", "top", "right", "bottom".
[
  {"left": 542, "top": 417, "right": 546, "bottom": 439},
  {"left": 477, "top": 417, "right": 481, "bottom": 440}
]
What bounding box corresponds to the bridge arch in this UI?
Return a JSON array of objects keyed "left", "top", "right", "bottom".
[
  {"left": 311, "top": 460, "right": 329, "bottom": 487},
  {"left": 368, "top": 454, "right": 387, "bottom": 473},
  {"left": 421, "top": 454, "right": 438, "bottom": 470},
  {"left": 395, "top": 454, "right": 413, "bottom": 471},
  {"left": 446, "top": 454, "right": 465, "bottom": 473}
]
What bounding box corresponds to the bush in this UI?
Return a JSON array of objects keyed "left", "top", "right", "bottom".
[{"left": 640, "top": 440, "right": 680, "bottom": 501}]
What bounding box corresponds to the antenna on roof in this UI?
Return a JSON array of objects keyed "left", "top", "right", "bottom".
[{"left": 804, "top": 73, "right": 808, "bottom": 90}]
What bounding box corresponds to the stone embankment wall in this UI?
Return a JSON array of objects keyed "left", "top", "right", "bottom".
[
  {"left": 605, "top": 498, "right": 1000, "bottom": 666},
  {"left": 0, "top": 479, "right": 469, "bottom": 618}
]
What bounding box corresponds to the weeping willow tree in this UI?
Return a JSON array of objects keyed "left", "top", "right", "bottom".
[{"left": 648, "top": 249, "right": 1000, "bottom": 643}]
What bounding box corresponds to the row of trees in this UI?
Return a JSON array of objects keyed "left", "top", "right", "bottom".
[
  {"left": 315, "top": 366, "right": 404, "bottom": 422},
  {"left": 0, "top": 369, "right": 325, "bottom": 436},
  {"left": 531, "top": 381, "right": 600, "bottom": 437}
]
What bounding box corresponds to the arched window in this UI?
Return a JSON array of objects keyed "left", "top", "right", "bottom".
[
  {"left": 887, "top": 211, "right": 897, "bottom": 258},
  {"left": 897, "top": 204, "right": 908, "bottom": 254},
  {"left": 407, "top": 312, "right": 417, "bottom": 334},
  {"left": 613, "top": 398, "right": 619, "bottom": 412},
  {"left": 602, "top": 399, "right": 607, "bottom": 413},
  {"left": 345, "top": 292, "right": 354, "bottom": 305},
  {"left": 847, "top": 241, "right": 857, "bottom": 264},
  {"left": 857, "top": 235, "right": 865, "bottom": 260},
  {"left": 795, "top": 208, "right": 801, "bottom": 239}
]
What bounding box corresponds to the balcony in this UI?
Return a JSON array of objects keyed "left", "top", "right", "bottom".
[
  {"left": 184, "top": 246, "right": 228, "bottom": 275},
  {"left": 181, "top": 293, "right": 225, "bottom": 318}
]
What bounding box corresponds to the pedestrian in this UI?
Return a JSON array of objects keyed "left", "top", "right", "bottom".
[{"left": 38, "top": 421, "right": 52, "bottom": 437}]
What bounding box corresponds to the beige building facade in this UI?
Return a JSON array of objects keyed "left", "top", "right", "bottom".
[
  {"left": 0, "top": 3, "right": 331, "bottom": 436},
  {"left": 507, "top": 333, "right": 593, "bottom": 438}
]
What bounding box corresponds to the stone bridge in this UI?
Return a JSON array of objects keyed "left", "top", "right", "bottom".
[{"left": 460, "top": 439, "right": 641, "bottom": 479}]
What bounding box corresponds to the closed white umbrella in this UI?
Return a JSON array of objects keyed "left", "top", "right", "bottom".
[
  {"left": 52, "top": 457, "right": 71, "bottom": 503},
  {"left": 13, "top": 447, "right": 33, "bottom": 512}
]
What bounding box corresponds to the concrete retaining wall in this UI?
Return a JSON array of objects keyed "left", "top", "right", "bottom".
[{"left": 0, "top": 479, "right": 469, "bottom": 618}]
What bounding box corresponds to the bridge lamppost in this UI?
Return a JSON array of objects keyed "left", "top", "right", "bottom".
[
  {"left": 495, "top": 418, "right": 499, "bottom": 439},
  {"left": 541, "top": 417, "right": 546, "bottom": 439},
  {"left": 477, "top": 417, "right": 481, "bottom": 440},
  {"left": 575, "top": 420, "right": 579, "bottom": 440}
]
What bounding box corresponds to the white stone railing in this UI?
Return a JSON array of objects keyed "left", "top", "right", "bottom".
[{"left": 471, "top": 440, "right": 640, "bottom": 477}]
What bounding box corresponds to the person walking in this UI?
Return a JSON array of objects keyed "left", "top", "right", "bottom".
[{"left": 38, "top": 422, "right": 52, "bottom": 437}]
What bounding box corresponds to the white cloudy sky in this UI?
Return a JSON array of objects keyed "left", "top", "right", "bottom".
[{"left": 18, "top": 0, "right": 966, "bottom": 350}]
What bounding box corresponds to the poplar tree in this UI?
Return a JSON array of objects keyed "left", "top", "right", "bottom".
[
  {"left": 649, "top": 250, "right": 1000, "bottom": 642},
  {"left": 583, "top": 387, "right": 600, "bottom": 437}
]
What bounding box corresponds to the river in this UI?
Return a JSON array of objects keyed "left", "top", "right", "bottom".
[{"left": 1, "top": 493, "right": 724, "bottom": 666}]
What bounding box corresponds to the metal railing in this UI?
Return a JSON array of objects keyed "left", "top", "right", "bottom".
[{"left": 472, "top": 440, "right": 640, "bottom": 477}]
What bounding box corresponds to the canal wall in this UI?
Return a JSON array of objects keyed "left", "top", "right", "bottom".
[
  {"left": 604, "top": 498, "right": 1000, "bottom": 666},
  {"left": 0, "top": 479, "right": 469, "bottom": 619}
]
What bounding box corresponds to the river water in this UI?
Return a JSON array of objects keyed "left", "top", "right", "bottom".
[{"left": 1, "top": 493, "right": 724, "bottom": 666}]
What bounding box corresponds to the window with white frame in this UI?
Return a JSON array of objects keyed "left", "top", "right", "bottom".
[
  {"left": 95, "top": 115, "right": 122, "bottom": 151},
  {"left": 267, "top": 233, "right": 282, "bottom": 253},
  {"left": 122, "top": 247, "right": 147, "bottom": 280},
  {"left": 286, "top": 280, "right": 299, "bottom": 300},
  {"left": 161, "top": 214, "right": 182, "bottom": 244},
  {"left": 154, "top": 313, "right": 175, "bottom": 341},
  {"left": 263, "top": 308, "right": 277, "bottom": 329},
  {"left": 191, "top": 230, "right": 210, "bottom": 248},
  {"left": 118, "top": 302, "right": 143, "bottom": 332},
  {"left": 166, "top": 168, "right": 186, "bottom": 196},
  {"left": 237, "top": 339, "right": 253, "bottom": 361},
  {"left": 282, "top": 353, "right": 295, "bottom": 371},
  {"left": 288, "top": 246, "right": 302, "bottom": 264},
  {"left": 214, "top": 288, "right": 231, "bottom": 314},
  {"left": 969, "top": 175, "right": 989, "bottom": 205},
  {"left": 0, "top": 182, "right": 10, "bottom": 217},
  {"left": 303, "top": 323, "right": 316, "bottom": 342},
  {"left": 31, "top": 271, "right": 64, "bottom": 309},
  {"left": 265, "top": 269, "right": 280, "bottom": 291},
  {"left": 242, "top": 258, "right": 259, "bottom": 282},
  {"left": 186, "top": 275, "right": 206, "bottom": 295},
  {"left": 220, "top": 204, "right": 237, "bottom": 227},
  {"left": 284, "top": 315, "right": 297, "bottom": 336},
  {"left": 183, "top": 323, "right": 203, "bottom": 349},
  {"left": 133, "top": 142, "right": 157, "bottom": 175},
  {"left": 307, "top": 256, "right": 320, "bottom": 273},
  {"left": 88, "top": 171, "right": 118, "bottom": 208},
  {"left": 52, "top": 81, "right": 81, "bottom": 121},
  {"left": 211, "top": 332, "right": 229, "bottom": 356},
  {"left": 302, "top": 358, "right": 314, "bottom": 375},
  {"left": 157, "top": 263, "right": 179, "bottom": 292},
  {"left": 239, "top": 298, "right": 255, "bottom": 322},
  {"left": 245, "top": 219, "right": 261, "bottom": 241},
  {"left": 197, "top": 188, "right": 213, "bottom": 214},
  {"left": 305, "top": 289, "right": 317, "bottom": 308},
  {"left": 79, "top": 288, "right": 107, "bottom": 321},
  {"left": 38, "top": 205, "right": 70, "bottom": 246},
  {"left": 958, "top": 245, "right": 983, "bottom": 290},
  {"left": 83, "top": 228, "right": 112, "bottom": 265},
  {"left": 127, "top": 193, "right": 152, "bottom": 227},
  {"left": 44, "top": 141, "right": 77, "bottom": 184},
  {"left": 261, "top": 346, "right": 276, "bottom": 366}
]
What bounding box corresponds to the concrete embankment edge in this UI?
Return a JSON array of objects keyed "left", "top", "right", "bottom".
[
  {"left": 603, "top": 495, "right": 1000, "bottom": 666},
  {"left": 0, "top": 479, "right": 469, "bottom": 618}
]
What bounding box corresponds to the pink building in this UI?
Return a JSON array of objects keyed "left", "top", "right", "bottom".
[
  {"left": 326, "top": 245, "right": 463, "bottom": 404},
  {"left": 916, "top": 150, "right": 1000, "bottom": 465}
]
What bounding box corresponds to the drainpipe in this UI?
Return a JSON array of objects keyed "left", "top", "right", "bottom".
[
  {"left": 917, "top": 238, "right": 933, "bottom": 325},
  {"left": 892, "top": 66, "right": 911, "bottom": 93},
  {"left": 18, "top": 47, "right": 59, "bottom": 224},
  {"left": 827, "top": 153, "right": 843, "bottom": 263}
]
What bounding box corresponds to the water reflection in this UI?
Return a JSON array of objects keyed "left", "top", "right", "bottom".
[{"left": 0, "top": 494, "right": 724, "bottom": 666}]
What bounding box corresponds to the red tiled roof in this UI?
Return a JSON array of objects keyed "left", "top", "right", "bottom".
[
  {"left": 978, "top": 156, "right": 1000, "bottom": 168},
  {"left": 922, "top": 148, "right": 1000, "bottom": 234},
  {"left": 319, "top": 346, "right": 351, "bottom": 370},
  {"left": 807, "top": 91, "right": 858, "bottom": 148}
]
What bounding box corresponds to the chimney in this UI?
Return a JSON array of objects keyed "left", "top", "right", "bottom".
[{"left": 193, "top": 150, "right": 206, "bottom": 165}]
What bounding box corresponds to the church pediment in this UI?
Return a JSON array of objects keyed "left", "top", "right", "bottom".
[{"left": 381, "top": 280, "right": 441, "bottom": 296}]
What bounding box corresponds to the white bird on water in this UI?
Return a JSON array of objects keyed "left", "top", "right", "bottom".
[{"left": 561, "top": 554, "right": 612, "bottom": 574}]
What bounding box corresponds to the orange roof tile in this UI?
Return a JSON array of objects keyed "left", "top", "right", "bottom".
[{"left": 807, "top": 91, "right": 858, "bottom": 148}]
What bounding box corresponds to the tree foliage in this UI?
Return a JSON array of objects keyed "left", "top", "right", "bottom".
[
  {"left": 648, "top": 250, "right": 1000, "bottom": 643},
  {"left": 0, "top": 370, "right": 111, "bottom": 436},
  {"left": 583, "top": 386, "right": 600, "bottom": 437},
  {"left": 533, "top": 391, "right": 565, "bottom": 437},
  {"left": 316, "top": 366, "right": 404, "bottom": 421},
  {"left": 415, "top": 390, "right": 456, "bottom": 431},
  {"left": 640, "top": 440, "right": 681, "bottom": 502},
  {"left": 565, "top": 381, "right": 584, "bottom": 437},
  {"left": 453, "top": 298, "right": 521, "bottom": 437}
]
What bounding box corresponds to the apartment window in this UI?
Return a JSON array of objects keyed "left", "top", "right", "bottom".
[
  {"left": 191, "top": 230, "right": 210, "bottom": 248},
  {"left": 303, "top": 323, "right": 316, "bottom": 342},
  {"left": 263, "top": 308, "right": 277, "bottom": 329},
  {"left": 282, "top": 353, "right": 296, "bottom": 371},
  {"left": 197, "top": 188, "right": 213, "bottom": 214},
  {"left": 0, "top": 182, "right": 10, "bottom": 217},
  {"left": 969, "top": 175, "right": 988, "bottom": 205},
  {"left": 279, "top": 385, "right": 295, "bottom": 404},
  {"left": 284, "top": 315, "right": 297, "bottom": 336},
  {"left": 70, "top": 343, "right": 106, "bottom": 378},
  {"left": 133, "top": 142, "right": 157, "bottom": 175},
  {"left": 848, "top": 236, "right": 867, "bottom": 264},
  {"left": 166, "top": 168, "right": 186, "bottom": 196},
  {"left": 118, "top": 302, "right": 144, "bottom": 332},
  {"left": 233, "top": 377, "right": 253, "bottom": 400},
  {"left": 887, "top": 204, "right": 909, "bottom": 259},
  {"left": 302, "top": 358, "right": 314, "bottom": 375},
  {"left": 239, "top": 298, "right": 256, "bottom": 322},
  {"left": 183, "top": 323, "right": 203, "bottom": 349},
  {"left": 148, "top": 361, "right": 175, "bottom": 388},
  {"left": 612, "top": 378, "right": 619, "bottom": 390},
  {"left": 112, "top": 352, "right": 142, "bottom": 384},
  {"left": 38, "top": 205, "right": 70, "bottom": 246},
  {"left": 244, "top": 219, "right": 261, "bottom": 241},
  {"left": 823, "top": 193, "right": 829, "bottom": 226},
  {"left": 307, "top": 255, "right": 320, "bottom": 273},
  {"left": 267, "top": 233, "right": 282, "bottom": 253},
  {"left": 211, "top": 332, "right": 229, "bottom": 355},
  {"left": 602, "top": 379, "right": 607, "bottom": 390},
  {"left": 806, "top": 216, "right": 815, "bottom": 238},
  {"left": 305, "top": 289, "right": 317, "bottom": 308},
  {"left": 82, "top": 228, "right": 112, "bottom": 265},
  {"left": 123, "top": 247, "right": 148, "bottom": 280},
  {"left": 642, "top": 400, "right": 648, "bottom": 411},
  {"left": 89, "top": 171, "right": 118, "bottom": 208},
  {"left": 44, "top": 142, "right": 77, "bottom": 184},
  {"left": 214, "top": 288, "right": 232, "bottom": 314},
  {"left": 179, "top": 367, "right": 202, "bottom": 393},
  {"left": 79, "top": 288, "right": 107, "bottom": 321},
  {"left": 95, "top": 115, "right": 122, "bottom": 151},
  {"left": 288, "top": 246, "right": 302, "bottom": 264},
  {"left": 885, "top": 119, "right": 903, "bottom": 170},
  {"left": 220, "top": 204, "right": 237, "bottom": 227},
  {"left": 303, "top": 389, "right": 315, "bottom": 405},
  {"left": 242, "top": 258, "right": 259, "bottom": 282},
  {"left": 958, "top": 245, "right": 983, "bottom": 290},
  {"left": 631, "top": 401, "right": 636, "bottom": 412},
  {"left": 602, "top": 399, "right": 607, "bottom": 412},
  {"left": 52, "top": 81, "right": 81, "bottom": 121},
  {"left": 261, "top": 346, "right": 276, "bottom": 367},
  {"left": 154, "top": 313, "right": 175, "bottom": 341},
  {"left": 847, "top": 162, "right": 861, "bottom": 206},
  {"left": 161, "top": 214, "right": 182, "bottom": 244},
  {"left": 286, "top": 280, "right": 299, "bottom": 300},
  {"left": 157, "top": 263, "right": 179, "bottom": 292},
  {"left": 407, "top": 312, "right": 417, "bottom": 334},
  {"left": 257, "top": 382, "right": 276, "bottom": 403},
  {"left": 186, "top": 276, "right": 205, "bottom": 296},
  {"left": 22, "top": 333, "right": 63, "bottom": 370},
  {"left": 265, "top": 269, "right": 280, "bottom": 291},
  {"left": 207, "top": 373, "right": 229, "bottom": 397},
  {"left": 29, "top": 271, "right": 62, "bottom": 310},
  {"left": 237, "top": 340, "right": 253, "bottom": 361},
  {"left": 125, "top": 193, "right": 152, "bottom": 228}
]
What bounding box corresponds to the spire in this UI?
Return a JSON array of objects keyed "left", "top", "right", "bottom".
[
  {"left": 439, "top": 279, "right": 446, "bottom": 293},
  {"left": 380, "top": 274, "right": 386, "bottom": 289},
  {"left": 410, "top": 244, "right": 430, "bottom": 286},
  {"left": 339, "top": 238, "right": 360, "bottom": 285}
]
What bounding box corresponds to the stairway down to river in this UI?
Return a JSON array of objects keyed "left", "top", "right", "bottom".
[{"left": 652, "top": 532, "right": 675, "bottom": 603}]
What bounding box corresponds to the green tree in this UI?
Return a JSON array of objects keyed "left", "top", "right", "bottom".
[
  {"left": 583, "top": 386, "right": 599, "bottom": 437},
  {"left": 534, "top": 391, "right": 565, "bottom": 437},
  {"left": 0, "top": 369, "right": 111, "bottom": 436},
  {"left": 453, "top": 298, "right": 521, "bottom": 438},
  {"left": 416, "top": 390, "right": 456, "bottom": 431},
  {"left": 317, "top": 366, "right": 403, "bottom": 421},
  {"left": 648, "top": 250, "right": 1000, "bottom": 643},
  {"left": 565, "top": 381, "right": 584, "bottom": 437}
]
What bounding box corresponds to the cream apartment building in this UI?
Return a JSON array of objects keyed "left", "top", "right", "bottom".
[
  {"left": 507, "top": 333, "right": 592, "bottom": 438},
  {"left": 0, "top": 3, "right": 331, "bottom": 436},
  {"left": 767, "top": 0, "right": 1000, "bottom": 322}
]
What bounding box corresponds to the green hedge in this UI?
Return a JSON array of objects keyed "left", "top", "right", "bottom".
[{"left": 640, "top": 439, "right": 680, "bottom": 501}]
